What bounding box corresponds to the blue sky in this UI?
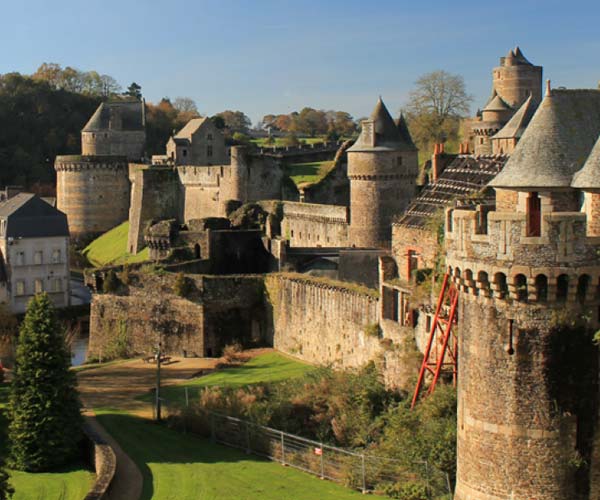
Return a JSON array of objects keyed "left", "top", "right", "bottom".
[{"left": 1, "top": 0, "right": 599, "bottom": 124}]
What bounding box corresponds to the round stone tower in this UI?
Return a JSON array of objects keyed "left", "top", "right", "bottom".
[
  {"left": 473, "top": 47, "right": 543, "bottom": 155},
  {"left": 449, "top": 87, "right": 600, "bottom": 500},
  {"left": 493, "top": 47, "right": 543, "bottom": 109},
  {"left": 55, "top": 99, "right": 146, "bottom": 238},
  {"left": 347, "top": 98, "right": 418, "bottom": 248},
  {"left": 54, "top": 155, "right": 130, "bottom": 237}
]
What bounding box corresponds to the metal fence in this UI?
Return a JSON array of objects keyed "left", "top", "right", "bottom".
[{"left": 160, "top": 399, "right": 453, "bottom": 498}]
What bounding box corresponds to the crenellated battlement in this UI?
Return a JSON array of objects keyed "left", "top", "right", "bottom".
[
  {"left": 54, "top": 155, "right": 128, "bottom": 172},
  {"left": 445, "top": 206, "right": 600, "bottom": 308}
]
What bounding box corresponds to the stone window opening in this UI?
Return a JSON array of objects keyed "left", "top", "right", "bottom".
[
  {"left": 514, "top": 274, "right": 528, "bottom": 302},
  {"left": 34, "top": 279, "right": 43, "bottom": 294},
  {"left": 194, "top": 243, "right": 201, "bottom": 259},
  {"left": 396, "top": 156, "right": 403, "bottom": 167},
  {"left": 16, "top": 251, "right": 25, "bottom": 266},
  {"left": 34, "top": 251, "right": 43, "bottom": 265},
  {"left": 207, "top": 133, "right": 213, "bottom": 141},
  {"left": 556, "top": 274, "right": 569, "bottom": 302},
  {"left": 577, "top": 274, "right": 591, "bottom": 304},
  {"left": 526, "top": 192, "right": 541, "bottom": 237},
  {"left": 15, "top": 281, "right": 25, "bottom": 296},
  {"left": 207, "top": 145, "right": 213, "bottom": 157},
  {"left": 534, "top": 274, "right": 548, "bottom": 302}
]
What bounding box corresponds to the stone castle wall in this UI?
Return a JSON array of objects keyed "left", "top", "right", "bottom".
[
  {"left": 127, "top": 166, "right": 181, "bottom": 254},
  {"left": 391, "top": 224, "right": 438, "bottom": 282},
  {"left": 55, "top": 155, "right": 130, "bottom": 237},
  {"left": 89, "top": 272, "right": 420, "bottom": 390},
  {"left": 280, "top": 201, "right": 349, "bottom": 247},
  {"left": 88, "top": 274, "right": 266, "bottom": 359}
]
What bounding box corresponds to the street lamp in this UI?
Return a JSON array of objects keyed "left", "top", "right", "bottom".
[{"left": 155, "top": 341, "right": 162, "bottom": 421}]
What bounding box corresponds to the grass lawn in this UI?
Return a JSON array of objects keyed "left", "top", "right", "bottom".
[
  {"left": 0, "top": 385, "right": 93, "bottom": 500},
  {"left": 96, "top": 410, "right": 363, "bottom": 500},
  {"left": 285, "top": 160, "right": 335, "bottom": 186},
  {"left": 82, "top": 221, "right": 149, "bottom": 268},
  {"left": 140, "top": 352, "right": 316, "bottom": 407}
]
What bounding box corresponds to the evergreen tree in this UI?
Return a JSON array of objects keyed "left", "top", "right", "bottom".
[
  {"left": 0, "top": 456, "right": 13, "bottom": 500},
  {"left": 8, "top": 293, "right": 82, "bottom": 471}
]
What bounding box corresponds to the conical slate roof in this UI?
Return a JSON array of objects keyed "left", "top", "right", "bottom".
[
  {"left": 490, "top": 88, "right": 600, "bottom": 189},
  {"left": 483, "top": 92, "right": 511, "bottom": 112},
  {"left": 572, "top": 134, "right": 600, "bottom": 188},
  {"left": 493, "top": 95, "right": 537, "bottom": 139},
  {"left": 348, "top": 98, "right": 417, "bottom": 152},
  {"left": 396, "top": 113, "right": 417, "bottom": 150},
  {"left": 83, "top": 100, "right": 145, "bottom": 132}
]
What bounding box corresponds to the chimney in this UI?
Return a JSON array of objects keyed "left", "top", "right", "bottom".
[{"left": 432, "top": 143, "right": 443, "bottom": 182}]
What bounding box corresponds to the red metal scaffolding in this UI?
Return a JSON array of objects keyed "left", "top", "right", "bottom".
[{"left": 411, "top": 273, "right": 459, "bottom": 409}]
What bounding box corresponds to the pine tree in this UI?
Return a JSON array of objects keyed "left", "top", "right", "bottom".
[
  {"left": 8, "top": 293, "right": 82, "bottom": 471},
  {"left": 0, "top": 456, "right": 13, "bottom": 500}
]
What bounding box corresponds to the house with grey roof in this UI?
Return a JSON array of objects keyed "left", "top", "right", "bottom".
[
  {"left": 166, "top": 117, "right": 228, "bottom": 166},
  {"left": 0, "top": 193, "right": 70, "bottom": 313}
]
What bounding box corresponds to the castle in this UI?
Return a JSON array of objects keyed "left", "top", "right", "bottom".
[{"left": 56, "top": 47, "right": 600, "bottom": 498}]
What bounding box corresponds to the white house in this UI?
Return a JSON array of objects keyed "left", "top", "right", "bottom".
[{"left": 0, "top": 193, "right": 70, "bottom": 313}]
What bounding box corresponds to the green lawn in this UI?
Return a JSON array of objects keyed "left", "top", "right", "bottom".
[
  {"left": 96, "top": 410, "right": 362, "bottom": 500},
  {"left": 0, "top": 385, "right": 93, "bottom": 500},
  {"left": 141, "top": 352, "right": 316, "bottom": 406},
  {"left": 82, "top": 221, "right": 149, "bottom": 268},
  {"left": 285, "top": 160, "right": 335, "bottom": 186}
]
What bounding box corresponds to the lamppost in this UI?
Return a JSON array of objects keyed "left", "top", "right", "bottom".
[{"left": 155, "top": 341, "right": 162, "bottom": 421}]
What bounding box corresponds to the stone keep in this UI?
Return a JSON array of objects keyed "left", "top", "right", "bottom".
[
  {"left": 449, "top": 88, "right": 600, "bottom": 500},
  {"left": 473, "top": 47, "right": 543, "bottom": 155},
  {"left": 55, "top": 100, "right": 145, "bottom": 237},
  {"left": 347, "top": 98, "right": 418, "bottom": 248}
]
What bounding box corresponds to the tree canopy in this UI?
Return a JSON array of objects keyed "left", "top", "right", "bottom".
[
  {"left": 404, "top": 70, "right": 472, "bottom": 149},
  {"left": 260, "top": 108, "right": 358, "bottom": 138},
  {"left": 8, "top": 293, "right": 82, "bottom": 471}
]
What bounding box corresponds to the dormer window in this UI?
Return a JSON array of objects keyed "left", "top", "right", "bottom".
[{"left": 182, "top": 149, "right": 188, "bottom": 157}]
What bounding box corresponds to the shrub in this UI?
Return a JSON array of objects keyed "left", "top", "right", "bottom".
[
  {"left": 282, "top": 133, "right": 300, "bottom": 147},
  {"left": 173, "top": 272, "right": 192, "bottom": 298},
  {"left": 383, "top": 481, "right": 428, "bottom": 500},
  {"left": 364, "top": 323, "right": 382, "bottom": 338},
  {"left": 102, "top": 269, "right": 120, "bottom": 293},
  {"left": 0, "top": 455, "right": 13, "bottom": 500},
  {"left": 8, "top": 293, "right": 82, "bottom": 471},
  {"left": 222, "top": 343, "right": 248, "bottom": 364}
]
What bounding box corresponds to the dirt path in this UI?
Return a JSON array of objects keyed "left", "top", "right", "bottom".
[{"left": 77, "top": 356, "right": 220, "bottom": 418}]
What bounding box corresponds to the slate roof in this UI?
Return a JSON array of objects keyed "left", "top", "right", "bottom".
[
  {"left": 0, "top": 193, "right": 69, "bottom": 238},
  {"left": 490, "top": 88, "right": 600, "bottom": 189},
  {"left": 572, "top": 133, "right": 600, "bottom": 188},
  {"left": 348, "top": 98, "right": 417, "bottom": 152},
  {"left": 493, "top": 95, "right": 537, "bottom": 140},
  {"left": 483, "top": 91, "right": 511, "bottom": 112},
  {"left": 396, "top": 155, "right": 508, "bottom": 228},
  {"left": 504, "top": 46, "right": 533, "bottom": 66},
  {"left": 174, "top": 118, "right": 208, "bottom": 140},
  {"left": 83, "top": 100, "right": 145, "bottom": 132}
]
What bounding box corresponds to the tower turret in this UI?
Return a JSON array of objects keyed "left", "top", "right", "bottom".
[
  {"left": 347, "top": 98, "right": 418, "bottom": 248},
  {"left": 472, "top": 47, "right": 542, "bottom": 155},
  {"left": 450, "top": 87, "right": 600, "bottom": 500}
]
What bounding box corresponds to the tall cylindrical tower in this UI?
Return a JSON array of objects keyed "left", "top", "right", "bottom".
[
  {"left": 450, "top": 87, "right": 600, "bottom": 499},
  {"left": 347, "top": 98, "right": 418, "bottom": 248},
  {"left": 54, "top": 155, "right": 130, "bottom": 237},
  {"left": 493, "top": 47, "right": 543, "bottom": 108}
]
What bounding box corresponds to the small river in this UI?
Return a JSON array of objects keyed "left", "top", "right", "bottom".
[{"left": 70, "top": 331, "right": 89, "bottom": 367}]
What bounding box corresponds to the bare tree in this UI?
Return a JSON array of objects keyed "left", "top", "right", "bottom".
[
  {"left": 173, "top": 97, "right": 199, "bottom": 114},
  {"left": 405, "top": 70, "right": 472, "bottom": 146}
]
